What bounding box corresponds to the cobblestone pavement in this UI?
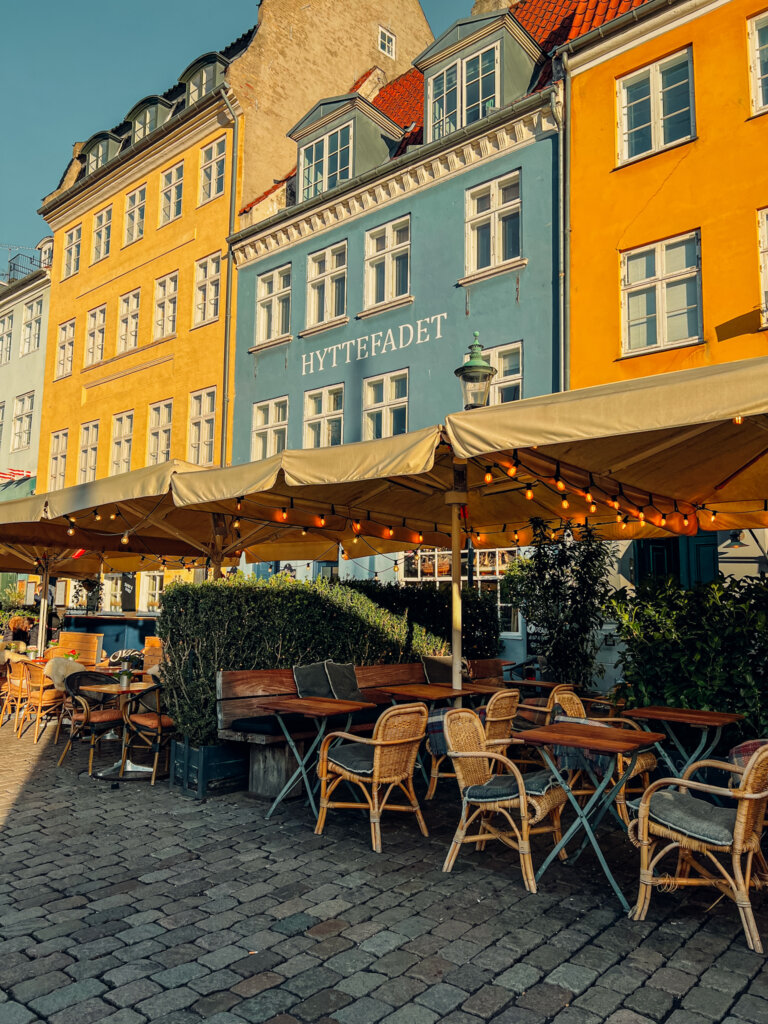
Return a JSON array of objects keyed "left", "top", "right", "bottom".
[{"left": 2, "top": 725, "right": 768, "bottom": 1024}]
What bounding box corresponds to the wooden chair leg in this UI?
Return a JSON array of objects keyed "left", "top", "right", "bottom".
[
  {"left": 315, "top": 768, "right": 330, "bottom": 836},
  {"left": 151, "top": 734, "right": 161, "bottom": 785},
  {"left": 551, "top": 806, "right": 568, "bottom": 862},
  {"left": 631, "top": 834, "right": 655, "bottom": 921},
  {"left": 518, "top": 819, "right": 537, "bottom": 894},
  {"left": 370, "top": 783, "right": 382, "bottom": 854},
  {"left": 54, "top": 709, "right": 62, "bottom": 745},
  {"left": 406, "top": 777, "right": 429, "bottom": 837},
  {"left": 119, "top": 733, "right": 131, "bottom": 777},
  {"left": 443, "top": 804, "right": 471, "bottom": 873},
  {"left": 88, "top": 733, "right": 97, "bottom": 776},
  {"left": 733, "top": 855, "right": 763, "bottom": 954},
  {"left": 426, "top": 753, "right": 443, "bottom": 801}
]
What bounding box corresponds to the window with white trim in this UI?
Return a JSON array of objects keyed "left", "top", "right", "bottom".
[
  {"left": 0, "top": 403, "right": 4, "bottom": 449},
  {"left": 188, "top": 64, "right": 217, "bottom": 103},
  {"left": 619, "top": 49, "right": 694, "bottom": 163},
  {"left": 257, "top": 265, "right": 291, "bottom": 344},
  {"left": 251, "top": 397, "right": 288, "bottom": 461},
  {"left": 148, "top": 400, "right": 173, "bottom": 465},
  {"left": 124, "top": 185, "right": 146, "bottom": 244},
  {"left": 200, "top": 137, "right": 226, "bottom": 203},
  {"left": 379, "top": 26, "right": 396, "bottom": 58},
  {"left": 749, "top": 14, "right": 768, "bottom": 114},
  {"left": 480, "top": 343, "right": 523, "bottom": 405},
  {"left": 188, "top": 387, "right": 216, "bottom": 465},
  {"left": 760, "top": 208, "right": 768, "bottom": 326},
  {"left": 428, "top": 44, "right": 499, "bottom": 142},
  {"left": 160, "top": 162, "right": 184, "bottom": 225},
  {"left": 21, "top": 299, "right": 42, "bottom": 355},
  {"left": 85, "top": 304, "right": 106, "bottom": 365},
  {"left": 133, "top": 106, "right": 157, "bottom": 143},
  {"left": 0, "top": 314, "right": 12, "bottom": 365},
  {"left": 103, "top": 574, "right": 122, "bottom": 613},
  {"left": 304, "top": 384, "right": 343, "bottom": 448},
  {"left": 466, "top": 173, "right": 521, "bottom": 275},
  {"left": 111, "top": 411, "right": 133, "bottom": 476},
  {"left": 307, "top": 242, "right": 347, "bottom": 327},
  {"left": 63, "top": 225, "right": 81, "bottom": 278},
  {"left": 194, "top": 253, "right": 221, "bottom": 325},
  {"left": 118, "top": 289, "right": 140, "bottom": 353},
  {"left": 622, "top": 231, "right": 701, "bottom": 353},
  {"left": 11, "top": 393, "right": 34, "bottom": 451},
  {"left": 92, "top": 206, "right": 112, "bottom": 262},
  {"left": 363, "top": 371, "right": 407, "bottom": 440},
  {"left": 87, "top": 139, "right": 109, "bottom": 175},
  {"left": 364, "top": 217, "right": 410, "bottom": 308},
  {"left": 78, "top": 421, "right": 99, "bottom": 483},
  {"left": 300, "top": 123, "right": 352, "bottom": 202},
  {"left": 143, "top": 572, "right": 164, "bottom": 612},
  {"left": 56, "top": 320, "right": 75, "bottom": 379},
  {"left": 49, "top": 430, "right": 68, "bottom": 490},
  {"left": 154, "top": 272, "right": 178, "bottom": 339}
]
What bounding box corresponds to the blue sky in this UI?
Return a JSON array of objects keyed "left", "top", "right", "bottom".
[{"left": 0, "top": 1, "right": 472, "bottom": 260}]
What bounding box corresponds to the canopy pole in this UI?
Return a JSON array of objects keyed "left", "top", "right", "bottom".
[
  {"left": 451, "top": 503, "right": 462, "bottom": 693},
  {"left": 38, "top": 561, "right": 50, "bottom": 655}
]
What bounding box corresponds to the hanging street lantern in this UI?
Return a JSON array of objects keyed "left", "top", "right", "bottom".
[{"left": 454, "top": 331, "right": 497, "bottom": 410}]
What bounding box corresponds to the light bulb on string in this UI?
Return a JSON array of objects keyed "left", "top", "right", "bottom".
[
  {"left": 683, "top": 513, "right": 689, "bottom": 527},
  {"left": 418, "top": 531, "right": 424, "bottom": 543},
  {"left": 93, "top": 509, "right": 101, "bottom": 522},
  {"left": 319, "top": 514, "right": 326, "bottom": 527},
  {"left": 514, "top": 531, "right": 519, "bottom": 544},
  {"left": 484, "top": 467, "right": 493, "bottom": 485},
  {"left": 561, "top": 496, "right": 569, "bottom": 510},
  {"left": 121, "top": 532, "right": 130, "bottom": 545},
  {"left": 110, "top": 508, "right": 117, "bottom": 520},
  {"left": 342, "top": 550, "right": 349, "bottom": 561},
  {"left": 281, "top": 508, "right": 288, "bottom": 520},
  {"left": 301, "top": 528, "right": 307, "bottom": 536},
  {"left": 387, "top": 526, "right": 394, "bottom": 538},
  {"left": 589, "top": 503, "right": 597, "bottom": 514},
  {"left": 556, "top": 477, "right": 565, "bottom": 492},
  {"left": 710, "top": 510, "right": 717, "bottom": 523},
  {"left": 621, "top": 517, "right": 628, "bottom": 531},
  {"left": 393, "top": 562, "right": 399, "bottom": 573},
  {"left": 733, "top": 415, "right": 744, "bottom": 425},
  {"left": 67, "top": 525, "right": 75, "bottom": 536},
  {"left": 374, "top": 572, "right": 379, "bottom": 582},
  {"left": 233, "top": 518, "right": 240, "bottom": 529},
  {"left": 525, "top": 487, "right": 534, "bottom": 501},
  {"left": 660, "top": 514, "right": 667, "bottom": 527},
  {"left": 353, "top": 520, "right": 361, "bottom": 534},
  {"left": 236, "top": 497, "right": 243, "bottom": 512}
]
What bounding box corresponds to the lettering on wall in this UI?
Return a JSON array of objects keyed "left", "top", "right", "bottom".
[{"left": 301, "top": 312, "right": 448, "bottom": 376}]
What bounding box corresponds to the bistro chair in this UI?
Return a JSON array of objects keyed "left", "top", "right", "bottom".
[
  {"left": 120, "top": 684, "right": 175, "bottom": 785},
  {"left": 1, "top": 660, "right": 30, "bottom": 733},
  {"left": 442, "top": 708, "right": 568, "bottom": 892},
  {"left": 15, "top": 662, "right": 64, "bottom": 744},
  {"left": 629, "top": 745, "right": 768, "bottom": 952},
  {"left": 57, "top": 671, "right": 124, "bottom": 775},
  {"left": 315, "top": 702, "right": 428, "bottom": 854},
  {"left": 426, "top": 689, "right": 520, "bottom": 799}
]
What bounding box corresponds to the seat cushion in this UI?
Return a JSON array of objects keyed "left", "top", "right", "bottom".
[
  {"left": 630, "top": 790, "right": 737, "bottom": 846},
  {"left": 328, "top": 743, "right": 375, "bottom": 776},
  {"left": 326, "top": 661, "right": 364, "bottom": 702},
  {"left": 294, "top": 662, "right": 332, "bottom": 699},
  {"left": 72, "top": 709, "right": 123, "bottom": 724},
  {"left": 129, "top": 713, "right": 175, "bottom": 729},
  {"left": 465, "top": 769, "right": 556, "bottom": 803}
]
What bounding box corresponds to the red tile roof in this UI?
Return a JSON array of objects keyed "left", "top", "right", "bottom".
[
  {"left": 512, "top": 0, "right": 650, "bottom": 50},
  {"left": 240, "top": 166, "right": 296, "bottom": 215},
  {"left": 372, "top": 66, "right": 425, "bottom": 130}
]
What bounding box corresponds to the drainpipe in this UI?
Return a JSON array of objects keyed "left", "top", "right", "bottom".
[
  {"left": 220, "top": 88, "right": 239, "bottom": 467},
  {"left": 551, "top": 59, "right": 569, "bottom": 393}
]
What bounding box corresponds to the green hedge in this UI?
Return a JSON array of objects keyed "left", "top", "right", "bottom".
[
  {"left": 610, "top": 576, "right": 768, "bottom": 739},
  {"left": 158, "top": 575, "right": 449, "bottom": 745},
  {"left": 340, "top": 579, "right": 500, "bottom": 660}
]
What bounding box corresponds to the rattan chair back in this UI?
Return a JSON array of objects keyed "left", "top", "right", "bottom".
[
  {"left": 734, "top": 743, "right": 768, "bottom": 851},
  {"left": 7, "top": 659, "right": 29, "bottom": 695},
  {"left": 552, "top": 689, "right": 586, "bottom": 718},
  {"left": 372, "top": 702, "right": 428, "bottom": 782},
  {"left": 484, "top": 689, "right": 520, "bottom": 743},
  {"left": 444, "top": 709, "right": 490, "bottom": 790},
  {"left": 65, "top": 671, "right": 108, "bottom": 707}
]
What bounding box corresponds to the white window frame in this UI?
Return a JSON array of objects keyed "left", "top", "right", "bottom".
[
  {"left": 378, "top": 26, "right": 396, "bottom": 59},
  {"left": 118, "top": 289, "right": 140, "bottom": 353},
  {"left": 0, "top": 403, "right": 4, "bottom": 449},
  {"left": 306, "top": 242, "right": 347, "bottom": 328},
  {"left": 103, "top": 574, "right": 122, "bottom": 613},
  {"left": 159, "top": 162, "right": 184, "bottom": 225},
  {"left": 256, "top": 264, "right": 292, "bottom": 345},
  {"left": 303, "top": 384, "right": 344, "bottom": 449},
  {"left": 63, "top": 225, "right": 81, "bottom": 278},
  {"left": 188, "top": 387, "right": 216, "bottom": 466},
  {"left": 621, "top": 230, "right": 702, "bottom": 355},
  {"left": 251, "top": 397, "right": 289, "bottom": 461},
  {"left": 111, "top": 411, "right": 133, "bottom": 476},
  {"left": 142, "top": 571, "right": 164, "bottom": 612},
  {"left": 21, "top": 298, "right": 42, "bottom": 356},
  {"left": 194, "top": 253, "right": 221, "bottom": 326},
  {"left": 124, "top": 184, "right": 146, "bottom": 245},
  {"left": 78, "top": 421, "right": 99, "bottom": 483},
  {"left": 617, "top": 48, "right": 695, "bottom": 164},
  {"left": 760, "top": 207, "right": 768, "bottom": 327},
  {"left": 427, "top": 43, "right": 500, "bottom": 142},
  {"left": 87, "top": 139, "right": 109, "bottom": 175},
  {"left": 465, "top": 172, "right": 522, "bottom": 276},
  {"left": 300, "top": 123, "right": 353, "bottom": 202},
  {"left": 362, "top": 370, "right": 408, "bottom": 440},
  {"left": 188, "top": 64, "right": 217, "bottom": 103},
  {"left": 11, "top": 392, "right": 34, "bottom": 451},
  {"left": 364, "top": 217, "right": 410, "bottom": 309},
  {"left": 133, "top": 106, "right": 157, "bottom": 143},
  {"left": 199, "top": 137, "right": 226, "bottom": 204},
  {"left": 154, "top": 272, "right": 178, "bottom": 340},
  {"left": 749, "top": 13, "right": 768, "bottom": 115},
  {"left": 0, "top": 314, "right": 13, "bottom": 365},
  {"left": 485, "top": 343, "right": 523, "bottom": 405},
  {"left": 49, "top": 430, "right": 68, "bottom": 491},
  {"left": 148, "top": 399, "right": 173, "bottom": 465},
  {"left": 92, "top": 206, "right": 112, "bottom": 262},
  {"left": 56, "top": 320, "right": 75, "bottom": 379},
  {"left": 85, "top": 304, "right": 106, "bottom": 366}
]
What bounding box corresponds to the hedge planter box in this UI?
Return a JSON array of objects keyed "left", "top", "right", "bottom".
[{"left": 169, "top": 738, "right": 249, "bottom": 800}]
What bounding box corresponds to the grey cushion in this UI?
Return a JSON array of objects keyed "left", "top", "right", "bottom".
[
  {"left": 294, "top": 662, "right": 332, "bottom": 699},
  {"left": 325, "top": 661, "right": 364, "bottom": 701},
  {"left": 328, "top": 743, "right": 375, "bottom": 776},
  {"left": 422, "top": 655, "right": 469, "bottom": 685},
  {"left": 464, "top": 769, "right": 556, "bottom": 803},
  {"left": 629, "top": 790, "right": 737, "bottom": 846}
]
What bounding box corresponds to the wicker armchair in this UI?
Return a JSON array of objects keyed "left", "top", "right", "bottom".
[
  {"left": 56, "top": 671, "right": 124, "bottom": 776},
  {"left": 15, "top": 662, "right": 64, "bottom": 744},
  {"left": 120, "top": 684, "right": 175, "bottom": 785},
  {"left": 315, "top": 702, "right": 428, "bottom": 853},
  {"left": 629, "top": 745, "right": 768, "bottom": 952},
  {"left": 1, "top": 660, "right": 30, "bottom": 733},
  {"left": 426, "top": 689, "right": 520, "bottom": 799},
  {"left": 442, "top": 708, "right": 568, "bottom": 892}
]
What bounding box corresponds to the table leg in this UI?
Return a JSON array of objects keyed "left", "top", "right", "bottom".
[{"left": 266, "top": 715, "right": 327, "bottom": 820}]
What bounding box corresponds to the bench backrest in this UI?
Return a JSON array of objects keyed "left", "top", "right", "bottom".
[
  {"left": 468, "top": 658, "right": 506, "bottom": 683},
  {"left": 217, "top": 669, "right": 296, "bottom": 730},
  {"left": 53, "top": 631, "right": 103, "bottom": 666},
  {"left": 142, "top": 638, "right": 164, "bottom": 673},
  {"left": 356, "top": 663, "right": 426, "bottom": 689}
]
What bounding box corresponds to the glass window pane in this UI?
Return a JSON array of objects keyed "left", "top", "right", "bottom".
[
  {"left": 275, "top": 401, "right": 287, "bottom": 423},
  {"left": 329, "top": 388, "right": 343, "bottom": 412},
  {"left": 374, "top": 261, "right": 386, "bottom": 303},
  {"left": 500, "top": 181, "right": 519, "bottom": 205},
  {"left": 474, "top": 223, "right": 491, "bottom": 269},
  {"left": 391, "top": 406, "right": 407, "bottom": 435},
  {"left": 626, "top": 249, "right": 655, "bottom": 284},
  {"left": 367, "top": 410, "right": 383, "bottom": 439},
  {"left": 498, "top": 382, "right": 520, "bottom": 403},
  {"left": 499, "top": 350, "right": 520, "bottom": 377},
  {"left": 368, "top": 380, "right": 384, "bottom": 405},
  {"left": 274, "top": 428, "right": 287, "bottom": 453},
  {"left": 395, "top": 224, "right": 409, "bottom": 245},
  {"left": 308, "top": 422, "right": 321, "bottom": 447},
  {"left": 501, "top": 212, "right": 520, "bottom": 261},
  {"left": 627, "top": 287, "right": 658, "bottom": 349},
  {"left": 664, "top": 237, "right": 696, "bottom": 274},
  {"left": 328, "top": 417, "right": 342, "bottom": 446},
  {"left": 394, "top": 253, "right": 409, "bottom": 296},
  {"left": 665, "top": 278, "right": 699, "bottom": 342},
  {"left": 392, "top": 375, "right": 407, "bottom": 400},
  {"left": 308, "top": 394, "right": 322, "bottom": 416},
  {"left": 474, "top": 191, "right": 491, "bottom": 215},
  {"left": 333, "top": 276, "right": 345, "bottom": 317}
]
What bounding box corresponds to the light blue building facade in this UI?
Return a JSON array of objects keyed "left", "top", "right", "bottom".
[{"left": 229, "top": 11, "right": 563, "bottom": 659}]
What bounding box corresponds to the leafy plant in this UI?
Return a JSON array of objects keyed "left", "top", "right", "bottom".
[
  {"left": 158, "top": 574, "right": 450, "bottom": 746},
  {"left": 501, "top": 518, "right": 615, "bottom": 687},
  {"left": 0, "top": 582, "right": 24, "bottom": 612},
  {"left": 72, "top": 578, "right": 103, "bottom": 614}
]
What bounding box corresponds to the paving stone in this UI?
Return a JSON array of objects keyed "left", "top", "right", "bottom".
[
  {"left": 151, "top": 961, "right": 210, "bottom": 989},
  {"left": 461, "top": 984, "right": 512, "bottom": 1017},
  {"left": 730, "top": 993, "right": 768, "bottom": 1023},
  {"left": 573, "top": 984, "right": 625, "bottom": 1016},
  {"left": 237, "top": 989, "right": 299, "bottom": 1023},
  {"left": 134, "top": 986, "right": 199, "bottom": 1018},
  {"left": 290, "top": 987, "right": 352, "bottom": 1020},
  {"left": 283, "top": 966, "right": 342, "bottom": 998},
  {"left": 496, "top": 963, "right": 542, "bottom": 994},
  {"left": 701, "top": 966, "right": 749, "bottom": 995},
  {"left": 105, "top": 978, "right": 163, "bottom": 1008},
  {"left": 547, "top": 964, "right": 599, "bottom": 995},
  {"left": 551, "top": 1009, "right": 602, "bottom": 1024},
  {"left": 48, "top": 998, "right": 116, "bottom": 1024},
  {"left": 379, "top": 1006, "right": 438, "bottom": 1024},
  {"left": 515, "top": 983, "right": 572, "bottom": 1016},
  {"left": 0, "top": 1003, "right": 37, "bottom": 1024},
  {"left": 623, "top": 985, "right": 675, "bottom": 1021},
  {"left": 336, "top": 972, "right": 388, "bottom": 998},
  {"left": 188, "top": 968, "right": 242, "bottom": 994},
  {"left": 191, "top": 991, "right": 241, "bottom": 1016},
  {"left": 681, "top": 984, "right": 737, "bottom": 1019},
  {"left": 29, "top": 977, "right": 107, "bottom": 1016},
  {"left": 604, "top": 1012, "right": 656, "bottom": 1024},
  {"left": 334, "top": 997, "right": 391, "bottom": 1024},
  {"left": 647, "top": 965, "right": 697, "bottom": 996},
  {"left": 415, "top": 982, "right": 468, "bottom": 1014}
]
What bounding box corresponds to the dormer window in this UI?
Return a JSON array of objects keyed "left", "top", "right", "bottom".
[
  {"left": 133, "top": 107, "right": 157, "bottom": 143},
  {"left": 189, "top": 64, "right": 217, "bottom": 103},
  {"left": 87, "top": 139, "right": 110, "bottom": 175},
  {"left": 300, "top": 123, "right": 352, "bottom": 202},
  {"left": 428, "top": 43, "right": 499, "bottom": 142}
]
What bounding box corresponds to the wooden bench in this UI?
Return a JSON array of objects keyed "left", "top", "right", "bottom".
[{"left": 45, "top": 631, "right": 103, "bottom": 667}]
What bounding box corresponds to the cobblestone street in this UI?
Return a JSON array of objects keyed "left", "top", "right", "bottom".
[{"left": 2, "top": 724, "right": 768, "bottom": 1024}]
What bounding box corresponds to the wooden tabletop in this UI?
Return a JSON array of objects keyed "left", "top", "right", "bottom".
[
  {"left": 375, "top": 683, "right": 480, "bottom": 701},
  {"left": 514, "top": 680, "right": 574, "bottom": 691},
  {"left": 80, "top": 682, "right": 154, "bottom": 695},
  {"left": 266, "top": 696, "right": 376, "bottom": 717},
  {"left": 622, "top": 706, "right": 744, "bottom": 728},
  {"left": 512, "top": 721, "right": 667, "bottom": 754}
]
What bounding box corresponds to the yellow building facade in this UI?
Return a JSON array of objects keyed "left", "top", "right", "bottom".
[{"left": 565, "top": 0, "right": 768, "bottom": 390}]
